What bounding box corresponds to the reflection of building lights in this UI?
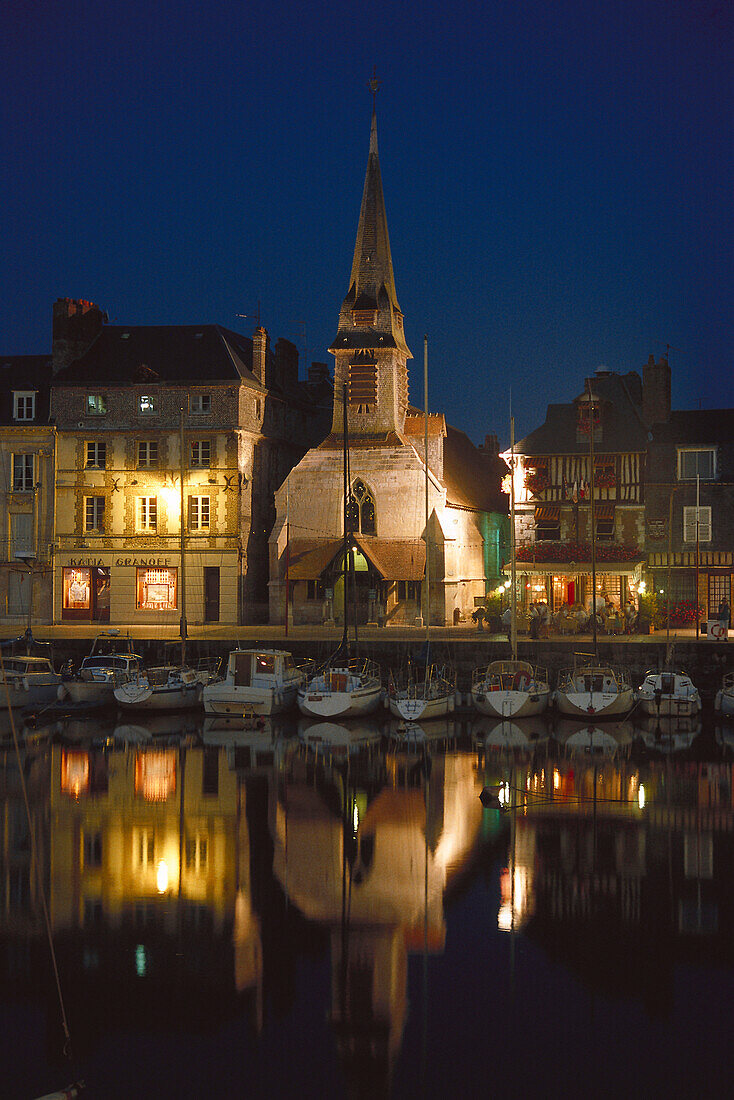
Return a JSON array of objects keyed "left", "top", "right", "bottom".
[
  {"left": 498, "top": 782, "right": 510, "bottom": 808},
  {"left": 135, "top": 944, "right": 147, "bottom": 977},
  {"left": 135, "top": 751, "right": 176, "bottom": 801},
  {"left": 61, "top": 750, "right": 89, "bottom": 798},
  {"left": 498, "top": 866, "right": 528, "bottom": 932},
  {"left": 156, "top": 859, "right": 169, "bottom": 894},
  {"left": 553, "top": 768, "right": 560, "bottom": 790},
  {"left": 352, "top": 801, "right": 359, "bottom": 833},
  {"left": 638, "top": 784, "right": 646, "bottom": 810}
]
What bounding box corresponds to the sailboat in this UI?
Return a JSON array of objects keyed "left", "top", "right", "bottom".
[
  {"left": 114, "top": 409, "right": 221, "bottom": 712},
  {"left": 297, "top": 384, "right": 382, "bottom": 719},
  {"left": 552, "top": 380, "right": 635, "bottom": 719},
  {"left": 388, "top": 337, "right": 456, "bottom": 723},
  {"left": 471, "top": 412, "right": 550, "bottom": 718}
]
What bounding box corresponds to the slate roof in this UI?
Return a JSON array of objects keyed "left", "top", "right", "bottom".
[
  {"left": 652, "top": 409, "right": 734, "bottom": 445},
  {"left": 0, "top": 355, "right": 53, "bottom": 425},
  {"left": 51, "top": 324, "right": 260, "bottom": 388},
  {"left": 443, "top": 425, "right": 507, "bottom": 514},
  {"left": 514, "top": 371, "right": 649, "bottom": 456}
]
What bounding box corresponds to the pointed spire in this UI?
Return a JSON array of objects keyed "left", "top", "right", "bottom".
[{"left": 330, "top": 83, "right": 411, "bottom": 358}]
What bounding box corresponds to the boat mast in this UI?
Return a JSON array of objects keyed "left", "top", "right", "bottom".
[
  {"left": 342, "top": 382, "right": 350, "bottom": 652},
  {"left": 587, "top": 379, "right": 598, "bottom": 658},
  {"left": 510, "top": 414, "right": 517, "bottom": 661},
  {"left": 179, "top": 406, "right": 188, "bottom": 666},
  {"left": 424, "top": 335, "right": 430, "bottom": 650}
]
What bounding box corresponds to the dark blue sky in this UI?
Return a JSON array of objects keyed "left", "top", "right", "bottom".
[{"left": 2, "top": 0, "right": 731, "bottom": 445}]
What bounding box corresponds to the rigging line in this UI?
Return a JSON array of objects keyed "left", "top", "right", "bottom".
[{"left": 0, "top": 649, "right": 77, "bottom": 1071}]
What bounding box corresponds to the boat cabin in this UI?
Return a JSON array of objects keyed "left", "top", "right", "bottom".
[{"left": 227, "top": 649, "right": 299, "bottom": 687}]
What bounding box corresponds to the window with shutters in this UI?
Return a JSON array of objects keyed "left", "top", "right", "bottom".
[
  {"left": 137, "top": 441, "right": 158, "bottom": 468},
  {"left": 84, "top": 496, "right": 105, "bottom": 532},
  {"left": 85, "top": 441, "right": 106, "bottom": 469},
  {"left": 683, "top": 506, "right": 711, "bottom": 543},
  {"left": 137, "top": 497, "right": 157, "bottom": 531},
  {"left": 189, "top": 495, "right": 210, "bottom": 531},
  {"left": 190, "top": 440, "right": 211, "bottom": 468}
]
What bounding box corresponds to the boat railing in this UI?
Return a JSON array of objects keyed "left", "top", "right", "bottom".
[
  {"left": 472, "top": 663, "right": 547, "bottom": 692},
  {"left": 557, "top": 665, "right": 631, "bottom": 693},
  {"left": 196, "top": 656, "right": 222, "bottom": 683}
]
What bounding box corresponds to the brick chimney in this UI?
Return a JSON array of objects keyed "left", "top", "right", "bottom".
[
  {"left": 642, "top": 353, "right": 671, "bottom": 426},
  {"left": 479, "top": 432, "right": 500, "bottom": 456},
  {"left": 52, "top": 298, "right": 106, "bottom": 373},
  {"left": 251, "top": 327, "right": 269, "bottom": 386},
  {"left": 274, "top": 338, "right": 299, "bottom": 387}
]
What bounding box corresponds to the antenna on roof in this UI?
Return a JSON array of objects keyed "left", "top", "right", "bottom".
[{"left": 236, "top": 300, "right": 262, "bottom": 328}]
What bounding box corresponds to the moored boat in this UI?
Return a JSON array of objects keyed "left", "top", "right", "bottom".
[
  {"left": 471, "top": 659, "right": 550, "bottom": 718},
  {"left": 297, "top": 657, "right": 383, "bottom": 719},
  {"left": 388, "top": 662, "right": 456, "bottom": 722},
  {"left": 114, "top": 663, "right": 216, "bottom": 712},
  {"left": 58, "top": 631, "right": 141, "bottom": 706},
  {"left": 637, "top": 669, "right": 701, "bottom": 717},
  {"left": 202, "top": 648, "right": 303, "bottom": 717},
  {"left": 553, "top": 663, "right": 635, "bottom": 718},
  {"left": 0, "top": 655, "right": 62, "bottom": 711}
]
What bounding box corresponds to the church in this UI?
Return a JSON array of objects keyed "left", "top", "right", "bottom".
[{"left": 268, "top": 101, "right": 506, "bottom": 627}]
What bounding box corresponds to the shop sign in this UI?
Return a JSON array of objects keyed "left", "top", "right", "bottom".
[
  {"left": 67, "top": 557, "right": 172, "bottom": 568},
  {"left": 647, "top": 521, "right": 667, "bottom": 540}
]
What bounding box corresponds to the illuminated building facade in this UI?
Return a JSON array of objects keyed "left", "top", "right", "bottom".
[
  {"left": 269, "top": 106, "right": 507, "bottom": 626},
  {"left": 50, "top": 299, "right": 330, "bottom": 625},
  {"left": 503, "top": 367, "right": 649, "bottom": 617},
  {"left": 0, "top": 355, "right": 55, "bottom": 626}
]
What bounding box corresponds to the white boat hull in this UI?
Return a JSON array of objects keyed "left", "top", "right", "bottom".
[
  {"left": 553, "top": 688, "right": 635, "bottom": 718},
  {"left": 298, "top": 683, "right": 382, "bottom": 718},
  {"left": 715, "top": 690, "right": 734, "bottom": 716},
  {"left": 202, "top": 681, "right": 299, "bottom": 717},
  {"left": 389, "top": 691, "right": 455, "bottom": 722},
  {"left": 471, "top": 685, "right": 550, "bottom": 718},
  {"left": 637, "top": 695, "right": 701, "bottom": 718},
  {"left": 114, "top": 680, "right": 203, "bottom": 712},
  {"left": 62, "top": 680, "right": 117, "bottom": 706},
  {"left": 0, "top": 680, "right": 61, "bottom": 711}
]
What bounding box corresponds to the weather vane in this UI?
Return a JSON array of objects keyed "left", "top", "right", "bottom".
[{"left": 368, "top": 67, "right": 380, "bottom": 106}]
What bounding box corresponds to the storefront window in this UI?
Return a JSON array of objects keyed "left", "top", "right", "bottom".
[
  {"left": 63, "top": 567, "right": 91, "bottom": 610},
  {"left": 136, "top": 567, "right": 177, "bottom": 610}
]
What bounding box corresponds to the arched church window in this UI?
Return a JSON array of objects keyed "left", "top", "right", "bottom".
[{"left": 347, "top": 480, "right": 376, "bottom": 535}]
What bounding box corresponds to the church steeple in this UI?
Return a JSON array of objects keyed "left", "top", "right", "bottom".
[{"left": 329, "top": 84, "right": 411, "bottom": 437}]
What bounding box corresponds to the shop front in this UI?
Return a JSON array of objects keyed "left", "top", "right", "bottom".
[
  {"left": 503, "top": 560, "right": 645, "bottom": 616},
  {"left": 56, "top": 552, "right": 238, "bottom": 626}
]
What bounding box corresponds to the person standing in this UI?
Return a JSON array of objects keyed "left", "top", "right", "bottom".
[{"left": 718, "top": 596, "right": 731, "bottom": 632}]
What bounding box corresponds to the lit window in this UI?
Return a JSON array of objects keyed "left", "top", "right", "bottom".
[
  {"left": 136, "top": 566, "right": 177, "bottom": 610},
  {"left": 683, "top": 506, "right": 711, "bottom": 542},
  {"left": 13, "top": 391, "right": 35, "bottom": 420},
  {"left": 189, "top": 495, "right": 210, "bottom": 530},
  {"left": 137, "top": 497, "right": 157, "bottom": 531},
  {"left": 137, "top": 440, "right": 158, "bottom": 468},
  {"left": 11, "top": 453, "right": 34, "bottom": 491},
  {"left": 85, "top": 441, "right": 106, "bottom": 469},
  {"left": 84, "top": 496, "right": 105, "bottom": 532},
  {"left": 63, "top": 567, "right": 91, "bottom": 609},
  {"left": 86, "top": 394, "right": 107, "bottom": 416},
  {"left": 678, "top": 448, "right": 716, "bottom": 480},
  {"left": 190, "top": 440, "right": 211, "bottom": 468},
  {"left": 190, "top": 394, "right": 211, "bottom": 415},
  {"left": 139, "top": 393, "right": 157, "bottom": 414}
]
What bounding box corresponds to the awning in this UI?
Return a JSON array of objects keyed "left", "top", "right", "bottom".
[
  {"left": 594, "top": 503, "right": 615, "bottom": 519},
  {"left": 354, "top": 536, "right": 426, "bottom": 580},
  {"left": 503, "top": 560, "right": 644, "bottom": 577},
  {"left": 534, "top": 505, "right": 561, "bottom": 521},
  {"left": 286, "top": 539, "right": 343, "bottom": 580}
]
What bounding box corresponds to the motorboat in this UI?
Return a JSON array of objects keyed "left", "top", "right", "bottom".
[
  {"left": 297, "top": 657, "right": 382, "bottom": 719},
  {"left": 714, "top": 671, "right": 734, "bottom": 716},
  {"left": 637, "top": 669, "right": 701, "bottom": 717},
  {"left": 387, "top": 662, "right": 456, "bottom": 722},
  {"left": 114, "top": 663, "right": 216, "bottom": 712},
  {"left": 202, "top": 649, "right": 303, "bottom": 717},
  {"left": 553, "top": 663, "right": 635, "bottom": 718},
  {"left": 0, "top": 654, "right": 62, "bottom": 711},
  {"left": 471, "top": 659, "right": 550, "bottom": 718},
  {"left": 58, "top": 631, "right": 142, "bottom": 706}
]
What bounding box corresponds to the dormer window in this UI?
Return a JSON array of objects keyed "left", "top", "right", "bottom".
[
  {"left": 577, "top": 399, "right": 601, "bottom": 442},
  {"left": 139, "top": 394, "right": 157, "bottom": 415},
  {"left": 13, "top": 391, "right": 35, "bottom": 421}
]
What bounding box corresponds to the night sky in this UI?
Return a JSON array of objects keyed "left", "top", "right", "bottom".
[{"left": 2, "top": 0, "right": 731, "bottom": 446}]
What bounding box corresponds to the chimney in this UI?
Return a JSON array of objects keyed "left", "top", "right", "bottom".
[
  {"left": 480, "top": 432, "right": 499, "bottom": 456},
  {"left": 643, "top": 353, "right": 671, "bottom": 426},
  {"left": 52, "top": 297, "right": 107, "bottom": 373},
  {"left": 251, "top": 327, "right": 269, "bottom": 386},
  {"left": 308, "top": 362, "right": 330, "bottom": 386},
  {"left": 274, "top": 338, "right": 299, "bottom": 388}
]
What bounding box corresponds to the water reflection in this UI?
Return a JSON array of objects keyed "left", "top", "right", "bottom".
[{"left": 2, "top": 707, "right": 734, "bottom": 1095}]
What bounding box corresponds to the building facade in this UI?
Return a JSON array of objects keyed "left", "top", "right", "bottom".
[
  {"left": 269, "top": 106, "right": 506, "bottom": 627},
  {"left": 504, "top": 368, "right": 649, "bottom": 617},
  {"left": 0, "top": 355, "right": 55, "bottom": 627},
  {"left": 50, "top": 299, "right": 330, "bottom": 628}
]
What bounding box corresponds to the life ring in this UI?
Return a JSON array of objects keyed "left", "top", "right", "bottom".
[{"left": 513, "top": 671, "right": 531, "bottom": 692}]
